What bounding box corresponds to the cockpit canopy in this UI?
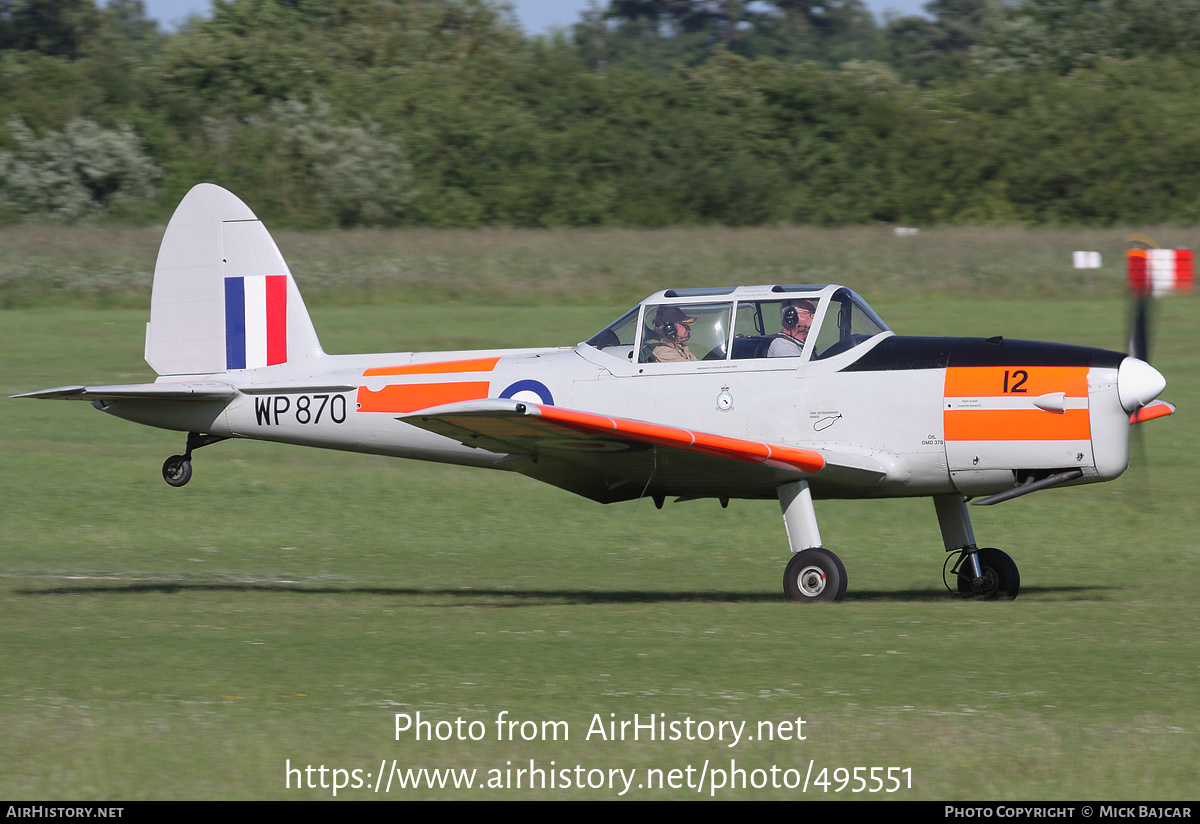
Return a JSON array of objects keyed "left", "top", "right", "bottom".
[{"left": 584, "top": 285, "right": 889, "bottom": 364}]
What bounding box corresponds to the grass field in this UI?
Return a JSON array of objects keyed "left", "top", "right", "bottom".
[
  {"left": 2, "top": 235, "right": 1199, "bottom": 799},
  {"left": 7, "top": 222, "right": 1200, "bottom": 309}
]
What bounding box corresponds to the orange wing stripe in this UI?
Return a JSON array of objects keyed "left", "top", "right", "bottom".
[
  {"left": 690, "top": 433, "right": 771, "bottom": 462},
  {"left": 603, "top": 418, "right": 698, "bottom": 450},
  {"left": 536, "top": 405, "right": 824, "bottom": 472},
  {"left": 537, "top": 406, "right": 696, "bottom": 448},
  {"left": 765, "top": 444, "right": 829, "bottom": 471}
]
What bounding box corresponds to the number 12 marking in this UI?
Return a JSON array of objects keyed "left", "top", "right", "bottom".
[{"left": 1003, "top": 369, "right": 1028, "bottom": 394}]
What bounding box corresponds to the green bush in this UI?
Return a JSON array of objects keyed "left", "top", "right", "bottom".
[{"left": 0, "top": 116, "right": 160, "bottom": 222}]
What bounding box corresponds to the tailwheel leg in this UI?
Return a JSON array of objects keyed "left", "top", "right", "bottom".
[
  {"left": 162, "top": 433, "right": 227, "bottom": 488},
  {"left": 935, "top": 494, "right": 1020, "bottom": 600},
  {"left": 778, "top": 480, "right": 847, "bottom": 602}
]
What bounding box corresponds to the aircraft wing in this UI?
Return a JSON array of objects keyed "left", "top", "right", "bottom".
[
  {"left": 401, "top": 400, "right": 896, "bottom": 503},
  {"left": 12, "top": 382, "right": 238, "bottom": 401}
]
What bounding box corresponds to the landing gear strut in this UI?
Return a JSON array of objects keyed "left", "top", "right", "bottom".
[
  {"left": 162, "top": 432, "right": 227, "bottom": 487},
  {"left": 772, "top": 487, "right": 1021, "bottom": 602},
  {"left": 778, "top": 480, "right": 848, "bottom": 602},
  {"left": 935, "top": 494, "right": 1020, "bottom": 600}
]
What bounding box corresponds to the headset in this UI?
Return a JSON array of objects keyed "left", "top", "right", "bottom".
[{"left": 654, "top": 307, "right": 691, "bottom": 341}]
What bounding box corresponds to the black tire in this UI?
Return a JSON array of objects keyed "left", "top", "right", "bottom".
[
  {"left": 162, "top": 455, "right": 192, "bottom": 487},
  {"left": 957, "top": 547, "right": 1019, "bottom": 600},
  {"left": 783, "top": 548, "right": 848, "bottom": 603}
]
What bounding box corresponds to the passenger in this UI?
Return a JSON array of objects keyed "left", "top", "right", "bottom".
[
  {"left": 768, "top": 300, "right": 815, "bottom": 358},
  {"left": 649, "top": 306, "right": 697, "bottom": 362}
]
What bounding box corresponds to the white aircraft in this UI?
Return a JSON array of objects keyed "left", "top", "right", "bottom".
[{"left": 15, "top": 184, "right": 1175, "bottom": 602}]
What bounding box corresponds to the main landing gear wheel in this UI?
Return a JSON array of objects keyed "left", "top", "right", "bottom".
[
  {"left": 162, "top": 455, "right": 192, "bottom": 487},
  {"left": 783, "top": 548, "right": 847, "bottom": 603},
  {"left": 957, "top": 547, "right": 1020, "bottom": 600}
]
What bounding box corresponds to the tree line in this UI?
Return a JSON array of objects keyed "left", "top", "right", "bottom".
[{"left": 1, "top": 0, "right": 1199, "bottom": 227}]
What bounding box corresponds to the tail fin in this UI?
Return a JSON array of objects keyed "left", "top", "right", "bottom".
[{"left": 144, "top": 184, "right": 324, "bottom": 376}]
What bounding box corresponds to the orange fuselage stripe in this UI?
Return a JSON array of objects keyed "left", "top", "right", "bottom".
[
  {"left": 944, "top": 366, "right": 1089, "bottom": 398},
  {"left": 357, "top": 381, "right": 490, "bottom": 413},
  {"left": 944, "top": 409, "right": 1090, "bottom": 441},
  {"left": 362, "top": 357, "right": 501, "bottom": 377},
  {"left": 944, "top": 366, "right": 1091, "bottom": 441}
]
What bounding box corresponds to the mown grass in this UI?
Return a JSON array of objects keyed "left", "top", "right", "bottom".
[
  {"left": 2, "top": 244, "right": 1199, "bottom": 798},
  {"left": 3, "top": 223, "right": 1195, "bottom": 309}
]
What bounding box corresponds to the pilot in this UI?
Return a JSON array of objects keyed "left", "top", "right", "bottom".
[
  {"left": 768, "top": 300, "right": 815, "bottom": 358},
  {"left": 649, "top": 306, "right": 698, "bottom": 362}
]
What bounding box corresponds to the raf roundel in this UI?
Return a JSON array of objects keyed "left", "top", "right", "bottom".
[{"left": 500, "top": 380, "right": 555, "bottom": 407}]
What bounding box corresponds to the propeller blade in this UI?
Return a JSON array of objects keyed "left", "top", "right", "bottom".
[
  {"left": 1128, "top": 293, "right": 1151, "bottom": 362},
  {"left": 1130, "top": 400, "right": 1175, "bottom": 424},
  {"left": 1129, "top": 410, "right": 1147, "bottom": 482}
]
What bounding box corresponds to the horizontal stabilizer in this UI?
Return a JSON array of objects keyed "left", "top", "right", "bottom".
[
  {"left": 12, "top": 381, "right": 237, "bottom": 401},
  {"left": 238, "top": 384, "right": 356, "bottom": 395}
]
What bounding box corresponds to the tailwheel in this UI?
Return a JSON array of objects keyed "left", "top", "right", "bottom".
[
  {"left": 956, "top": 547, "right": 1020, "bottom": 600},
  {"left": 162, "top": 454, "right": 192, "bottom": 487},
  {"left": 160, "top": 433, "right": 228, "bottom": 487},
  {"left": 783, "top": 548, "right": 847, "bottom": 603}
]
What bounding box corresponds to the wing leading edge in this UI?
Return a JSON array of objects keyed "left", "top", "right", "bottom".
[{"left": 401, "top": 400, "right": 838, "bottom": 503}]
